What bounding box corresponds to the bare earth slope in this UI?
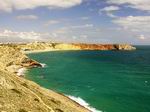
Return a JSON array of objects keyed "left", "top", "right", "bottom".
[{"left": 0, "top": 45, "right": 90, "bottom": 112}]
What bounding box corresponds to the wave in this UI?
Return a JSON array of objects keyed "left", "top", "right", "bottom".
[
  {"left": 17, "top": 68, "right": 27, "bottom": 76},
  {"left": 40, "top": 63, "right": 47, "bottom": 68},
  {"left": 67, "top": 95, "right": 102, "bottom": 112}
]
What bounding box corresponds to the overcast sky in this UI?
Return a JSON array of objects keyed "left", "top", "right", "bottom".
[{"left": 0, "top": 0, "right": 150, "bottom": 44}]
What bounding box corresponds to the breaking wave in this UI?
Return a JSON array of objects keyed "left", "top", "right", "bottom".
[{"left": 67, "top": 95, "right": 102, "bottom": 112}]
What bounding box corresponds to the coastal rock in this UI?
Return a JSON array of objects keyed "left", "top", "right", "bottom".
[
  {"left": 55, "top": 43, "right": 136, "bottom": 51},
  {"left": 0, "top": 44, "right": 90, "bottom": 112},
  {"left": 114, "top": 44, "right": 136, "bottom": 50},
  {"left": 73, "top": 44, "right": 116, "bottom": 50},
  {"left": 55, "top": 43, "right": 81, "bottom": 50},
  {"left": 22, "top": 59, "right": 42, "bottom": 68},
  {"left": 16, "top": 42, "right": 136, "bottom": 51},
  {"left": 0, "top": 46, "right": 42, "bottom": 71}
]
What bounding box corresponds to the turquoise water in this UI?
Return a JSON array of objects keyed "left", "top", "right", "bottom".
[{"left": 26, "top": 46, "right": 150, "bottom": 112}]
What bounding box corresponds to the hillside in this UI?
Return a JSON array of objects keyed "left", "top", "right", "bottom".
[{"left": 0, "top": 45, "right": 90, "bottom": 112}]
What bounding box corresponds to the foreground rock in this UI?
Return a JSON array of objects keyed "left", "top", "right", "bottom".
[{"left": 0, "top": 45, "right": 89, "bottom": 112}]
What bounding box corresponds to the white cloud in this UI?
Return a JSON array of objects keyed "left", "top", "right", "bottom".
[
  {"left": 0, "top": 29, "right": 44, "bottom": 40},
  {"left": 0, "top": 0, "right": 83, "bottom": 12},
  {"left": 71, "top": 24, "right": 94, "bottom": 29},
  {"left": 72, "top": 36, "right": 77, "bottom": 39},
  {"left": 107, "top": 0, "right": 150, "bottom": 11},
  {"left": 99, "top": 6, "right": 120, "bottom": 18},
  {"left": 16, "top": 15, "right": 38, "bottom": 20},
  {"left": 80, "top": 35, "right": 88, "bottom": 39},
  {"left": 44, "top": 20, "right": 60, "bottom": 26},
  {"left": 138, "top": 34, "right": 146, "bottom": 40},
  {"left": 80, "top": 16, "right": 90, "bottom": 20},
  {"left": 112, "top": 16, "right": 150, "bottom": 32},
  {"left": 100, "top": 6, "right": 120, "bottom": 12}
]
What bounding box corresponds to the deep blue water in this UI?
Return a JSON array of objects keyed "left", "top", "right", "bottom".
[{"left": 26, "top": 46, "right": 150, "bottom": 112}]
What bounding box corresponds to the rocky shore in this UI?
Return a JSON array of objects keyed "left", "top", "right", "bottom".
[{"left": 0, "top": 42, "right": 136, "bottom": 112}]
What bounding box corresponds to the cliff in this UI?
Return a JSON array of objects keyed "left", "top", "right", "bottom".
[
  {"left": 55, "top": 43, "right": 136, "bottom": 50},
  {"left": 0, "top": 45, "right": 90, "bottom": 112},
  {"left": 0, "top": 45, "right": 41, "bottom": 74},
  {"left": 114, "top": 44, "right": 136, "bottom": 50},
  {"left": 17, "top": 42, "right": 136, "bottom": 51}
]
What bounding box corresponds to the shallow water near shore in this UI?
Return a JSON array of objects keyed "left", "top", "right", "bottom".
[{"left": 26, "top": 46, "right": 150, "bottom": 112}]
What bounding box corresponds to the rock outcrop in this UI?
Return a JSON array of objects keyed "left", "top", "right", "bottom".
[
  {"left": 114, "top": 44, "right": 136, "bottom": 50},
  {"left": 0, "top": 45, "right": 90, "bottom": 112},
  {"left": 0, "top": 45, "right": 41, "bottom": 73}
]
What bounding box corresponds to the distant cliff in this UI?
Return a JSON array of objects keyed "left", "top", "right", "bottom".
[
  {"left": 55, "top": 43, "right": 136, "bottom": 50},
  {"left": 17, "top": 42, "right": 136, "bottom": 51},
  {"left": 114, "top": 44, "right": 136, "bottom": 50}
]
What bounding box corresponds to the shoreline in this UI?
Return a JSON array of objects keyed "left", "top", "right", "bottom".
[
  {"left": 23, "top": 59, "right": 101, "bottom": 112},
  {"left": 17, "top": 67, "right": 27, "bottom": 76},
  {"left": 0, "top": 43, "right": 136, "bottom": 111},
  {"left": 15, "top": 66, "right": 91, "bottom": 111},
  {"left": 22, "top": 49, "right": 61, "bottom": 54},
  {"left": 68, "top": 95, "right": 102, "bottom": 112},
  {"left": 17, "top": 51, "right": 93, "bottom": 112},
  {"left": 22, "top": 49, "right": 86, "bottom": 54}
]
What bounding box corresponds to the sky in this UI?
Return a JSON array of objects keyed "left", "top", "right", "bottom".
[{"left": 0, "top": 0, "right": 150, "bottom": 45}]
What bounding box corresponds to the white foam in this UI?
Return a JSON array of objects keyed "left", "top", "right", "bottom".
[
  {"left": 17, "top": 68, "right": 27, "bottom": 76},
  {"left": 40, "top": 63, "right": 47, "bottom": 68},
  {"left": 67, "top": 95, "right": 102, "bottom": 112}
]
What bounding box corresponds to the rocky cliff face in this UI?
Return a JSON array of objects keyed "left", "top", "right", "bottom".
[
  {"left": 72, "top": 44, "right": 116, "bottom": 50},
  {"left": 18, "top": 42, "right": 136, "bottom": 51},
  {"left": 0, "top": 45, "right": 90, "bottom": 112},
  {"left": 0, "top": 45, "right": 41, "bottom": 73},
  {"left": 54, "top": 43, "right": 136, "bottom": 50},
  {"left": 114, "top": 44, "right": 136, "bottom": 50}
]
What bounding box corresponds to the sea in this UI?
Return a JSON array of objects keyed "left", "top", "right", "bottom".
[{"left": 25, "top": 46, "right": 150, "bottom": 112}]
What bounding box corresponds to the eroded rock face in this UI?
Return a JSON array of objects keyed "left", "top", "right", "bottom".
[
  {"left": 21, "top": 58, "right": 42, "bottom": 68},
  {"left": 72, "top": 44, "right": 116, "bottom": 50},
  {"left": 0, "top": 46, "right": 42, "bottom": 73},
  {"left": 54, "top": 43, "right": 136, "bottom": 50},
  {"left": 114, "top": 44, "right": 136, "bottom": 50},
  {"left": 16, "top": 42, "right": 136, "bottom": 51},
  {"left": 0, "top": 44, "right": 90, "bottom": 112}
]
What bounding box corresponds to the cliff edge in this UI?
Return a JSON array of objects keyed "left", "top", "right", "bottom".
[
  {"left": 0, "top": 45, "right": 90, "bottom": 112},
  {"left": 17, "top": 42, "right": 136, "bottom": 51}
]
